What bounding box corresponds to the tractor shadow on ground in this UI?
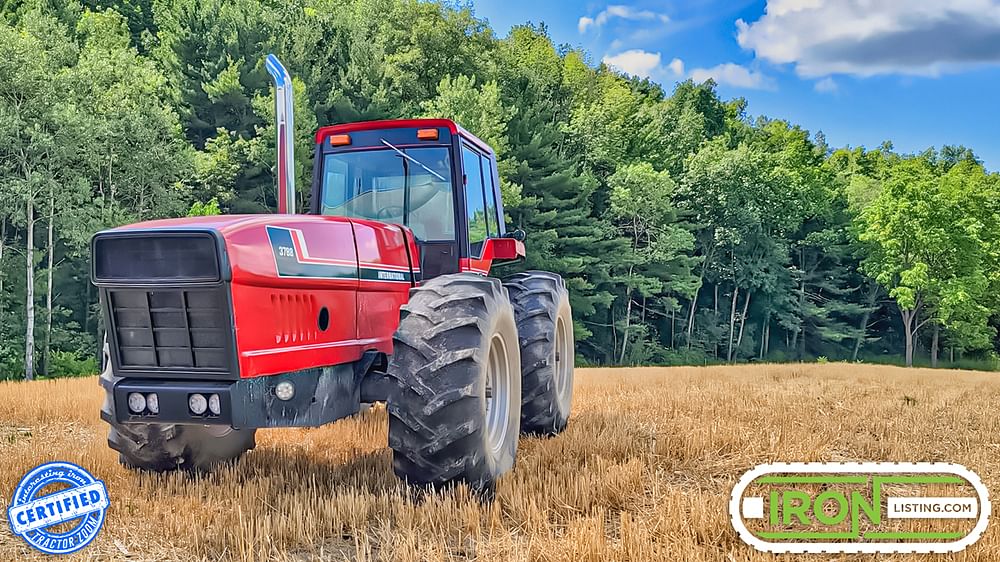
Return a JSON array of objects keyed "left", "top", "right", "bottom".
[
  {"left": 132, "top": 443, "right": 491, "bottom": 506},
  {"left": 238, "top": 446, "right": 498, "bottom": 503}
]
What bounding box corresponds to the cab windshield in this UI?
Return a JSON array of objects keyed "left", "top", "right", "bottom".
[{"left": 320, "top": 146, "right": 455, "bottom": 241}]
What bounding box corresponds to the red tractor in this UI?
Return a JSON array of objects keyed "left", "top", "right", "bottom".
[{"left": 92, "top": 56, "right": 574, "bottom": 493}]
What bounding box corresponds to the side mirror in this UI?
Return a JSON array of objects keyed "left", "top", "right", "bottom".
[
  {"left": 506, "top": 229, "right": 526, "bottom": 242},
  {"left": 483, "top": 237, "right": 525, "bottom": 261}
]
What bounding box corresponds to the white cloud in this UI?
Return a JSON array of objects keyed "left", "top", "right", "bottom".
[
  {"left": 737, "top": 0, "right": 1000, "bottom": 77},
  {"left": 579, "top": 5, "right": 669, "bottom": 33},
  {"left": 667, "top": 57, "right": 684, "bottom": 76},
  {"left": 689, "top": 63, "right": 775, "bottom": 90},
  {"left": 814, "top": 76, "right": 837, "bottom": 93},
  {"left": 602, "top": 49, "right": 662, "bottom": 79},
  {"left": 604, "top": 54, "right": 767, "bottom": 89}
]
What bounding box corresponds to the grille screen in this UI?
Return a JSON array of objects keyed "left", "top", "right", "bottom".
[
  {"left": 110, "top": 288, "right": 230, "bottom": 372},
  {"left": 94, "top": 234, "right": 219, "bottom": 282}
]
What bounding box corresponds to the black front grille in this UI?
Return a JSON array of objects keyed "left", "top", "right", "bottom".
[{"left": 109, "top": 287, "right": 233, "bottom": 376}]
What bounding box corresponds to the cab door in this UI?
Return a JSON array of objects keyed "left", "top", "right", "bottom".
[{"left": 459, "top": 143, "right": 504, "bottom": 275}]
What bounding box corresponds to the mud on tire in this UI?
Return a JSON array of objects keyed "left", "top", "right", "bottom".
[
  {"left": 504, "top": 271, "right": 574, "bottom": 435},
  {"left": 99, "top": 348, "right": 256, "bottom": 472},
  {"left": 386, "top": 273, "right": 521, "bottom": 494}
]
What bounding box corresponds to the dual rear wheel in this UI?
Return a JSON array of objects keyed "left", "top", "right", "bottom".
[{"left": 386, "top": 271, "right": 574, "bottom": 493}]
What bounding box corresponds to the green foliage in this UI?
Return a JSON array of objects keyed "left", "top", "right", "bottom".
[
  {"left": 856, "top": 155, "right": 999, "bottom": 365},
  {"left": 0, "top": 4, "right": 191, "bottom": 379},
  {"left": 0, "top": 0, "right": 997, "bottom": 378},
  {"left": 46, "top": 350, "right": 98, "bottom": 377},
  {"left": 187, "top": 197, "right": 220, "bottom": 216},
  {"left": 152, "top": 0, "right": 276, "bottom": 145}
]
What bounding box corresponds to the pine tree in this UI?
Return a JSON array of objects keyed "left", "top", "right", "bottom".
[{"left": 506, "top": 103, "right": 627, "bottom": 351}]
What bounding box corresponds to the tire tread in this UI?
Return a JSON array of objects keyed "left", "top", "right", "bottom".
[
  {"left": 387, "top": 273, "right": 518, "bottom": 492},
  {"left": 504, "top": 270, "right": 573, "bottom": 435}
]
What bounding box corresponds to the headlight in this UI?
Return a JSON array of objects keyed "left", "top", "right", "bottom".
[
  {"left": 208, "top": 394, "right": 221, "bottom": 415},
  {"left": 127, "top": 392, "right": 146, "bottom": 413},
  {"left": 188, "top": 393, "right": 208, "bottom": 415},
  {"left": 145, "top": 393, "right": 159, "bottom": 414},
  {"left": 274, "top": 381, "right": 295, "bottom": 401}
]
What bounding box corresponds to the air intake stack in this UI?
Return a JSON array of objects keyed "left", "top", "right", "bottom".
[{"left": 265, "top": 54, "right": 296, "bottom": 214}]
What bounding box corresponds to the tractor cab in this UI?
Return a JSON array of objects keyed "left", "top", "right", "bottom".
[{"left": 309, "top": 119, "right": 516, "bottom": 279}]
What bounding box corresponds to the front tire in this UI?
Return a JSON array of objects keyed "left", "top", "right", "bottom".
[
  {"left": 386, "top": 273, "right": 521, "bottom": 494},
  {"left": 99, "top": 347, "right": 256, "bottom": 472},
  {"left": 504, "top": 271, "right": 574, "bottom": 434}
]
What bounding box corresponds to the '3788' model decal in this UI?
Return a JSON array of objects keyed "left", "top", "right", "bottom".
[{"left": 266, "top": 226, "right": 417, "bottom": 283}]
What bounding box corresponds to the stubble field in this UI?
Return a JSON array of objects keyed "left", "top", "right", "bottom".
[{"left": 1, "top": 364, "right": 999, "bottom": 561}]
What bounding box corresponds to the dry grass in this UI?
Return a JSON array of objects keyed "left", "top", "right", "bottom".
[{"left": 1, "top": 364, "right": 1000, "bottom": 561}]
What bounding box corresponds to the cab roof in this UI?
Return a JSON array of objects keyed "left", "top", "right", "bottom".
[{"left": 314, "top": 118, "right": 495, "bottom": 156}]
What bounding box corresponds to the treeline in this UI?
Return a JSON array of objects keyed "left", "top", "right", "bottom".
[{"left": 0, "top": 0, "right": 998, "bottom": 379}]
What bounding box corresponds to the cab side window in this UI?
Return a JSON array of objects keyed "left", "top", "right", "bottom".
[
  {"left": 484, "top": 156, "right": 500, "bottom": 235},
  {"left": 462, "top": 145, "right": 489, "bottom": 257}
]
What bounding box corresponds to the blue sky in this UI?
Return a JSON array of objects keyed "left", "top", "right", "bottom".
[{"left": 470, "top": 0, "right": 1000, "bottom": 170}]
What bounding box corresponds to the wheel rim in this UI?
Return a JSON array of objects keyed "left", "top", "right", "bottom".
[
  {"left": 554, "top": 315, "right": 572, "bottom": 404},
  {"left": 484, "top": 332, "right": 512, "bottom": 456}
]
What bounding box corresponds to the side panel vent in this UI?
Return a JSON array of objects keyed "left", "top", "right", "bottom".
[{"left": 270, "top": 292, "right": 319, "bottom": 345}]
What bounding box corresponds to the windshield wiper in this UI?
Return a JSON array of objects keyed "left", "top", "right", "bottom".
[{"left": 380, "top": 138, "right": 446, "bottom": 182}]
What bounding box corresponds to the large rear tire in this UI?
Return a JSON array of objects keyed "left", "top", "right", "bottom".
[
  {"left": 504, "top": 271, "right": 574, "bottom": 435},
  {"left": 99, "top": 345, "right": 256, "bottom": 472},
  {"left": 386, "top": 273, "right": 521, "bottom": 494}
]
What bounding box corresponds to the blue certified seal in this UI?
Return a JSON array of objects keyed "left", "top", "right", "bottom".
[{"left": 7, "top": 461, "right": 109, "bottom": 554}]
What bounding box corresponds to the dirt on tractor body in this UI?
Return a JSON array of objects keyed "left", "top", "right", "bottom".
[{"left": 2, "top": 364, "right": 1000, "bottom": 561}]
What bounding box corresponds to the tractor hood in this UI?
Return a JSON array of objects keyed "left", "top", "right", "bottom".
[
  {"left": 91, "top": 213, "right": 419, "bottom": 379},
  {"left": 92, "top": 214, "right": 419, "bottom": 289}
]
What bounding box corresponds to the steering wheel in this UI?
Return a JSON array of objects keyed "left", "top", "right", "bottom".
[
  {"left": 376, "top": 206, "right": 405, "bottom": 220},
  {"left": 374, "top": 181, "right": 447, "bottom": 221}
]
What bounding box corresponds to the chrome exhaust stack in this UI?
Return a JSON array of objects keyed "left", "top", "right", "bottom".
[{"left": 265, "top": 54, "right": 295, "bottom": 214}]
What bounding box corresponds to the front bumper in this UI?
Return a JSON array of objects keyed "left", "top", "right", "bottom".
[
  {"left": 109, "top": 364, "right": 360, "bottom": 430},
  {"left": 114, "top": 379, "right": 234, "bottom": 425}
]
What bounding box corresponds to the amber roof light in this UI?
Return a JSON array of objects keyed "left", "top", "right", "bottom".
[
  {"left": 328, "top": 134, "right": 351, "bottom": 146},
  {"left": 416, "top": 128, "right": 439, "bottom": 140}
]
